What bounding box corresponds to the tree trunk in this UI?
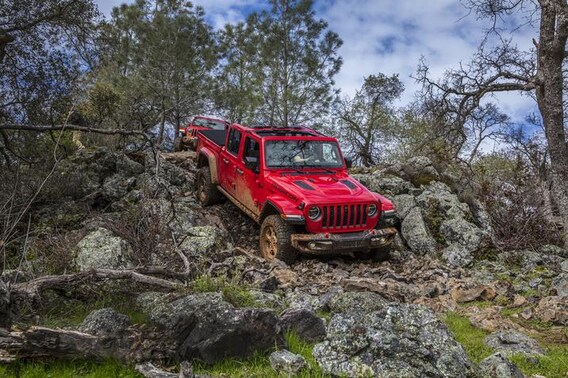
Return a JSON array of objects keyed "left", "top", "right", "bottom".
[{"left": 536, "top": 0, "right": 568, "bottom": 249}]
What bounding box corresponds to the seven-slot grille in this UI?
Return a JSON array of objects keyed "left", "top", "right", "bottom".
[{"left": 320, "top": 204, "right": 369, "bottom": 229}]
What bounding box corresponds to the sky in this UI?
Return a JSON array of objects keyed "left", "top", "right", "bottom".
[{"left": 95, "top": 0, "right": 539, "bottom": 126}]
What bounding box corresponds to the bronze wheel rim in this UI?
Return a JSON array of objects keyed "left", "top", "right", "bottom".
[
  {"left": 198, "top": 175, "right": 206, "bottom": 202},
  {"left": 261, "top": 225, "right": 277, "bottom": 259}
]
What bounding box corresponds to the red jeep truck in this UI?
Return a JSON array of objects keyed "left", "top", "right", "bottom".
[
  {"left": 175, "top": 115, "right": 228, "bottom": 151},
  {"left": 194, "top": 123, "right": 397, "bottom": 263}
]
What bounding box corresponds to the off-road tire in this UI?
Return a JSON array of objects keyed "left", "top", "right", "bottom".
[
  {"left": 259, "top": 215, "right": 298, "bottom": 264},
  {"left": 196, "top": 167, "right": 222, "bottom": 206}
]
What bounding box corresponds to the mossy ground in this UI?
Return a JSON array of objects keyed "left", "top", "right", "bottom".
[
  {"left": 0, "top": 359, "right": 141, "bottom": 378},
  {"left": 443, "top": 312, "right": 568, "bottom": 378}
]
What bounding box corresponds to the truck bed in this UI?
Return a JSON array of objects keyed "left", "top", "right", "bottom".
[{"left": 198, "top": 129, "right": 227, "bottom": 147}]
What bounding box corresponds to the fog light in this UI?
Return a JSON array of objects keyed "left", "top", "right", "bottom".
[{"left": 309, "top": 242, "right": 317, "bottom": 249}]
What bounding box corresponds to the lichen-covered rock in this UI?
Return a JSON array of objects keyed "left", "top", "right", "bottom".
[
  {"left": 439, "top": 218, "right": 483, "bottom": 252},
  {"left": 552, "top": 273, "right": 568, "bottom": 297},
  {"left": 478, "top": 353, "right": 524, "bottom": 378},
  {"left": 328, "top": 291, "right": 387, "bottom": 314},
  {"left": 79, "top": 308, "right": 132, "bottom": 336},
  {"left": 485, "top": 330, "right": 544, "bottom": 356},
  {"left": 277, "top": 308, "right": 326, "bottom": 342},
  {"left": 442, "top": 244, "right": 474, "bottom": 267},
  {"left": 351, "top": 173, "right": 412, "bottom": 197},
  {"left": 140, "top": 292, "right": 283, "bottom": 363},
  {"left": 392, "top": 194, "right": 416, "bottom": 220},
  {"left": 269, "top": 350, "right": 308, "bottom": 375},
  {"left": 401, "top": 207, "right": 437, "bottom": 254},
  {"left": 179, "top": 226, "right": 226, "bottom": 257},
  {"left": 313, "top": 303, "right": 475, "bottom": 378},
  {"left": 75, "top": 227, "right": 133, "bottom": 270},
  {"left": 415, "top": 182, "right": 470, "bottom": 220},
  {"left": 539, "top": 244, "right": 567, "bottom": 258}
]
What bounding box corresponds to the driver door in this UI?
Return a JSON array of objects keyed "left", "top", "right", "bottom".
[{"left": 235, "top": 136, "right": 262, "bottom": 216}]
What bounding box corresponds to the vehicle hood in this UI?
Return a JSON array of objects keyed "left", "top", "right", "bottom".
[{"left": 268, "top": 173, "right": 377, "bottom": 204}]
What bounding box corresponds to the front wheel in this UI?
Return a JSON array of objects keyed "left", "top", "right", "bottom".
[{"left": 259, "top": 215, "right": 298, "bottom": 265}]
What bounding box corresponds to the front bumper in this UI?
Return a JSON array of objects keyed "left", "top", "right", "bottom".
[{"left": 290, "top": 227, "right": 397, "bottom": 255}]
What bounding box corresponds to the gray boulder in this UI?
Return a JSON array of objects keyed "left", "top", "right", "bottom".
[
  {"left": 351, "top": 174, "right": 412, "bottom": 197},
  {"left": 485, "top": 330, "right": 544, "bottom": 356},
  {"left": 141, "top": 292, "right": 283, "bottom": 364},
  {"left": 79, "top": 308, "right": 132, "bottom": 336},
  {"left": 415, "top": 182, "right": 470, "bottom": 220},
  {"left": 401, "top": 207, "right": 437, "bottom": 254},
  {"left": 439, "top": 218, "right": 483, "bottom": 252},
  {"left": 392, "top": 194, "right": 416, "bottom": 220},
  {"left": 278, "top": 308, "right": 326, "bottom": 342},
  {"left": 539, "top": 244, "right": 567, "bottom": 258},
  {"left": 313, "top": 303, "right": 474, "bottom": 378},
  {"left": 75, "top": 227, "right": 133, "bottom": 271},
  {"left": 478, "top": 353, "right": 524, "bottom": 378},
  {"left": 442, "top": 244, "right": 474, "bottom": 268},
  {"left": 179, "top": 226, "right": 226, "bottom": 257},
  {"left": 269, "top": 350, "right": 308, "bottom": 375},
  {"left": 552, "top": 273, "right": 568, "bottom": 297},
  {"left": 328, "top": 291, "right": 387, "bottom": 314}
]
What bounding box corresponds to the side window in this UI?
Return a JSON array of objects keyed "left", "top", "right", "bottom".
[
  {"left": 243, "top": 137, "right": 260, "bottom": 162},
  {"left": 227, "top": 128, "right": 242, "bottom": 156}
]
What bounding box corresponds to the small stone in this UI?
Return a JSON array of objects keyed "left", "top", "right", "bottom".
[
  {"left": 552, "top": 273, "right": 568, "bottom": 297},
  {"left": 75, "top": 228, "right": 133, "bottom": 271},
  {"left": 478, "top": 352, "right": 524, "bottom": 378},
  {"left": 512, "top": 295, "right": 527, "bottom": 307},
  {"left": 269, "top": 349, "right": 307, "bottom": 374},
  {"left": 79, "top": 308, "right": 131, "bottom": 336}
]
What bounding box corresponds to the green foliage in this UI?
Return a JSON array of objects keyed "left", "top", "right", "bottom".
[
  {"left": 96, "top": 0, "right": 217, "bottom": 137},
  {"left": 443, "top": 312, "right": 493, "bottom": 363},
  {"left": 251, "top": 0, "right": 343, "bottom": 127},
  {"left": 191, "top": 275, "right": 257, "bottom": 308},
  {"left": 333, "top": 73, "right": 403, "bottom": 166}
]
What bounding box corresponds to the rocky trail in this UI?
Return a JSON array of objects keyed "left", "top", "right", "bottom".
[{"left": 1, "top": 148, "right": 567, "bottom": 377}]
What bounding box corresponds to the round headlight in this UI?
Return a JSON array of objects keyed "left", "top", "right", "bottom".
[
  {"left": 308, "top": 206, "right": 321, "bottom": 220},
  {"left": 368, "top": 203, "right": 378, "bottom": 217}
]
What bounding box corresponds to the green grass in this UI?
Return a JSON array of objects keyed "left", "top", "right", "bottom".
[
  {"left": 0, "top": 359, "right": 141, "bottom": 378},
  {"left": 443, "top": 312, "right": 568, "bottom": 378},
  {"left": 193, "top": 331, "right": 329, "bottom": 377},
  {"left": 191, "top": 275, "right": 258, "bottom": 308},
  {"left": 39, "top": 292, "right": 147, "bottom": 329},
  {"left": 443, "top": 312, "right": 493, "bottom": 363},
  {"left": 510, "top": 345, "right": 568, "bottom": 378}
]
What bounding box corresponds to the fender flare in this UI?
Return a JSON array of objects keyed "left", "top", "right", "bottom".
[{"left": 197, "top": 147, "right": 219, "bottom": 184}]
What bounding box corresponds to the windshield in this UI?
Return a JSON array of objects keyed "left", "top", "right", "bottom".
[
  {"left": 265, "top": 140, "right": 344, "bottom": 168},
  {"left": 193, "top": 118, "right": 226, "bottom": 130}
]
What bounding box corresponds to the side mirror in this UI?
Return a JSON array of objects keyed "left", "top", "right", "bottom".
[
  {"left": 244, "top": 156, "right": 259, "bottom": 173},
  {"left": 344, "top": 157, "right": 353, "bottom": 169}
]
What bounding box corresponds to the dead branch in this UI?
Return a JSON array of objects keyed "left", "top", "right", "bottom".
[
  {"left": 10, "top": 268, "right": 181, "bottom": 301},
  {"left": 0, "top": 327, "right": 121, "bottom": 363},
  {"left": 0, "top": 123, "right": 151, "bottom": 141}
]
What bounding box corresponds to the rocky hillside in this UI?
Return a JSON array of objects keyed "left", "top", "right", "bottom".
[{"left": 1, "top": 148, "right": 567, "bottom": 378}]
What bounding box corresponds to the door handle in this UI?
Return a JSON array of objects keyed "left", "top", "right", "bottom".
[
  {"left": 236, "top": 168, "right": 244, "bottom": 175},
  {"left": 222, "top": 158, "right": 229, "bottom": 164}
]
